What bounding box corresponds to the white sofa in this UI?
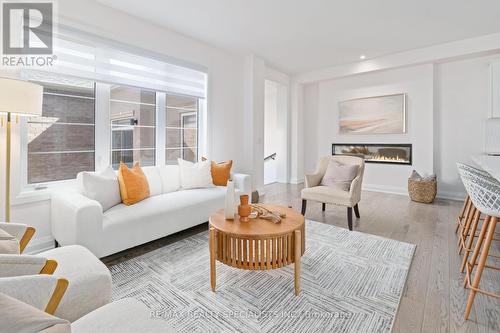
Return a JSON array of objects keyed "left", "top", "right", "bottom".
[{"left": 51, "top": 165, "right": 251, "bottom": 258}]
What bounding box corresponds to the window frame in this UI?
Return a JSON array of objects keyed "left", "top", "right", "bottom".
[
  {"left": 180, "top": 111, "right": 198, "bottom": 161},
  {"left": 21, "top": 80, "right": 97, "bottom": 189},
  {"left": 165, "top": 94, "right": 200, "bottom": 165},
  {"left": 18, "top": 81, "right": 205, "bottom": 194},
  {"left": 109, "top": 85, "right": 159, "bottom": 169}
]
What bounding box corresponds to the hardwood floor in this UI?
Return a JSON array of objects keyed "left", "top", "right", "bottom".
[
  {"left": 261, "top": 183, "right": 499, "bottom": 333},
  {"left": 104, "top": 182, "right": 499, "bottom": 332}
]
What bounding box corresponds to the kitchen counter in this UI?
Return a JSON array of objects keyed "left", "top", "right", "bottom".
[{"left": 471, "top": 154, "right": 500, "bottom": 181}]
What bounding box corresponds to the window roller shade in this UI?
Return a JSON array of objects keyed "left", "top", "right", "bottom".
[{"left": 21, "top": 31, "right": 207, "bottom": 98}]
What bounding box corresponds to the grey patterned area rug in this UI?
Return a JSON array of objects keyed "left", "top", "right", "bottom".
[{"left": 110, "top": 220, "right": 415, "bottom": 333}]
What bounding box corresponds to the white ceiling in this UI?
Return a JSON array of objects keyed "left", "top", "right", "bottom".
[{"left": 95, "top": 0, "right": 500, "bottom": 74}]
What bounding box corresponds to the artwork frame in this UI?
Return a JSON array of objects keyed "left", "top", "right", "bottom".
[{"left": 338, "top": 93, "right": 406, "bottom": 134}]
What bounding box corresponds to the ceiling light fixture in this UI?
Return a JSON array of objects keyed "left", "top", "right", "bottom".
[{"left": 359, "top": 55, "right": 366, "bottom": 60}]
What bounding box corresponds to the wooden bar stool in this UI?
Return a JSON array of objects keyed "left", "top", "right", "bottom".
[
  {"left": 456, "top": 195, "right": 473, "bottom": 234},
  {"left": 455, "top": 164, "right": 498, "bottom": 258},
  {"left": 456, "top": 163, "right": 500, "bottom": 320}
]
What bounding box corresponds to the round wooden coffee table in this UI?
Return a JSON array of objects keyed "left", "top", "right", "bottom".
[{"left": 208, "top": 204, "right": 305, "bottom": 295}]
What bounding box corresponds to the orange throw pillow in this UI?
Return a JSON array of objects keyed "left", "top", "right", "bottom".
[
  {"left": 210, "top": 160, "right": 233, "bottom": 186},
  {"left": 202, "top": 157, "right": 233, "bottom": 186},
  {"left": 117, "top": 162, "right": 150, "bottom": 205}
]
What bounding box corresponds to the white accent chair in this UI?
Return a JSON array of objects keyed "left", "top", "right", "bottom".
[
  {"left": 301, "top": 155, "right": 365, "bottom": 230},
  {"left": 0, "top": 275, "right": 175, "bottom": 333},
  {"left": 0, "top": 223, "right": 112, "bottom": 322}
]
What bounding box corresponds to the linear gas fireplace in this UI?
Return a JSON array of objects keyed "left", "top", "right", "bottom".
[{"left": 332, "top": 143, "right": 412, "bottom": 165}]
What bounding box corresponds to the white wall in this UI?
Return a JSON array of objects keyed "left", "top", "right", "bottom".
[
  {"left": 243, "top": 56, "right": 291, "bottom": 191},
  {"left": 264, "top": 80, "right": 278, "bottom": 184},
  {"left": 303, "top": 65, "right": 434, "bottom": 194},
  {"left": 290, "top": 80, "right": 304, "bottom": 183},
  {"left": 57, "top": 0, "right": 246, "bottom": 165},
  {"left": 243, "top": 55, "right": 266, "bottom": 192},
  {"left": 264, "top": 79, "right": 289, "bottom": 184},
  {"left": 434, "top": 54, "right": 499, "bottom": 197},
  {"left": 0, "top": 0, "right": 249, "bottom": 252},
  {"left": 265, "top": 68, "right": 290, "bottom": 184},
  {"left": 293, "top": 33, "right": 500, "bottom": 193},
  {"left": 300, "top": 54, "right": 500, "bottom": 199}
]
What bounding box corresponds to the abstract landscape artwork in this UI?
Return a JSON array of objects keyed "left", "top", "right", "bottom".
[{"left": 339, "top": 93, "right": 406, "bottom": 134}]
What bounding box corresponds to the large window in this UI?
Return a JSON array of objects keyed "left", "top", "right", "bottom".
[
  {"left": 165, "top": 94, "right": 199, "bottom": 164},
  {"left": 27, "top": 81, "right": 95, "bottom": 183},
  {"left": 110, "top": 86, "right": 156, "bottom": 169},
  {"left": 20, "top": 33, "right": 206, "bottom": 186},
  {"left": 24, "top": 80, "right": 203, "bottom": 185}
]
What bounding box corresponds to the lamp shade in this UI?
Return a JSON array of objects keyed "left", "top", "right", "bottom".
[{"left": 0, "top": 78, "right": 43, "bottom": 116}]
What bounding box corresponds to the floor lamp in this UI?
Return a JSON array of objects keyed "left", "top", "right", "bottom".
[{"left": 0, "top": 78, "right": 43, "bottom": 222}]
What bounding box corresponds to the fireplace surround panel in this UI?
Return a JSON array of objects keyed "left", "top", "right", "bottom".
[{"left": 332, "top": 143, "right": 412, "bottom": 165}]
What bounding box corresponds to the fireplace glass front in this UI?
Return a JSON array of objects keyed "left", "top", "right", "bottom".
[{"left": 332, "top": 143, "right": 412, "bottom": 165}]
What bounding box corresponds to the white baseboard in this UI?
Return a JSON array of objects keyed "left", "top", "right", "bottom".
[
  {"left": 436, "top": 190, "right": 466, "bottom": 202},
  {"left": 363, "top": 184, "right": 464, "bottom": 202},
  {"left": 256, "top": 187, "right": 266, "bottom": 196},
  {"left": 289, "top": 178, "right": 304, "bottom": 184},
  {"left": 363, "top": 183, "right": 408, "bottom": 196},
  {"left": 24, "top": 235, "right": 55, "bottom": 254}
]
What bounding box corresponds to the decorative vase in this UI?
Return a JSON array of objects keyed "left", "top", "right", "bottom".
[
  {"left": 224, "top": 181, "right": 236, "bottom": 220},
  {"left": 238, "top": 195, "right": 251, "bottom": 222}
]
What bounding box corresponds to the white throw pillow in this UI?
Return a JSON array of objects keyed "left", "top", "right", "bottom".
[
  {"left": 177, "top": 158, "right": 214, "bottom": 189},
  {"left": 159, "top": 165, "right": 180, "bottom": 193},
  {"left": 78, "top": 166, "right": 121, "bottom": 211},
  {"left": 321, "top": 160, "right": 359, "bottom": 191},
  {"left": 141, "top": 166, "right": 162, "bottom": 196}
]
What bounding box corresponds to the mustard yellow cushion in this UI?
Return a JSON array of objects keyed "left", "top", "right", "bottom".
[{"left": 117, "top": 162, "right": 150, "bottom": 205}]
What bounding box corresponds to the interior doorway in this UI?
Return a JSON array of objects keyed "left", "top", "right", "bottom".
[{"left": 264, "top": 79, "right": 288, "bottom": 185}]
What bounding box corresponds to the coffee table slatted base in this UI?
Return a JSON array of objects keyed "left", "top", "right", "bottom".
[{"left": 213, "top": 225, "right": 305, "bottom": 270}]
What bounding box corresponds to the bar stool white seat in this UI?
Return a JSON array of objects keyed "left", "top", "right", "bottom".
[
  {"left": 456, "top": 163, "right": 500, "bottom": 320},
  {"left": 455, "top": 164, "right": 497, "bottom": 237}
]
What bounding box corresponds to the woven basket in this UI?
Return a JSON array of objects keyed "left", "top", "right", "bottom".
[{"left": 408, "top": 178, "right": 437, "bottom": 203}]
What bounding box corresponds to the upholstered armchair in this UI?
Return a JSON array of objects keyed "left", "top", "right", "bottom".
[
  {"left": 301, "top": 155, "right": 365, "bottom": 230},
  {"left": 0, "top": 222, "right": 35, "bottom": 253},
  {"left": 0, "top": 275, "right": 176, "bottom": 333},
  {"left": 0, "top": 223, "right": 112, "bottom": 322},
  {"left": 0, "top": 222, "right": 58, "bottom": 277},
  {"left": 0, "top": 275, "right": 69, "bottom": 316}
]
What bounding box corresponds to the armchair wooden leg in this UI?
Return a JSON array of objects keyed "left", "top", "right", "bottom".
[
  {"left": 347, "top": 207, "right": 353, "bottom": 231},
  {"left": 45, "top": 278, "right": 69, "bottom": 315},
  {"left": 19, "top": 226, "right": 36, "bottom": 253},
  {"left": 40, "top": 259, "right": 58, "bottom": 275},
  {"left": 301, "top": 200, "right": 307, "bottom": 215},
  {"left": 354, "top": 204, "right": 360, "bottom": 218},
  {"left": 322, "top": 203, "right": 326, "bottom": 211}
]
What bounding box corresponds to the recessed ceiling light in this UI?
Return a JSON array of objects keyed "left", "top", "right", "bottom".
[{"left": 360, "top": 55, "right": 366, "bottom": 60}]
